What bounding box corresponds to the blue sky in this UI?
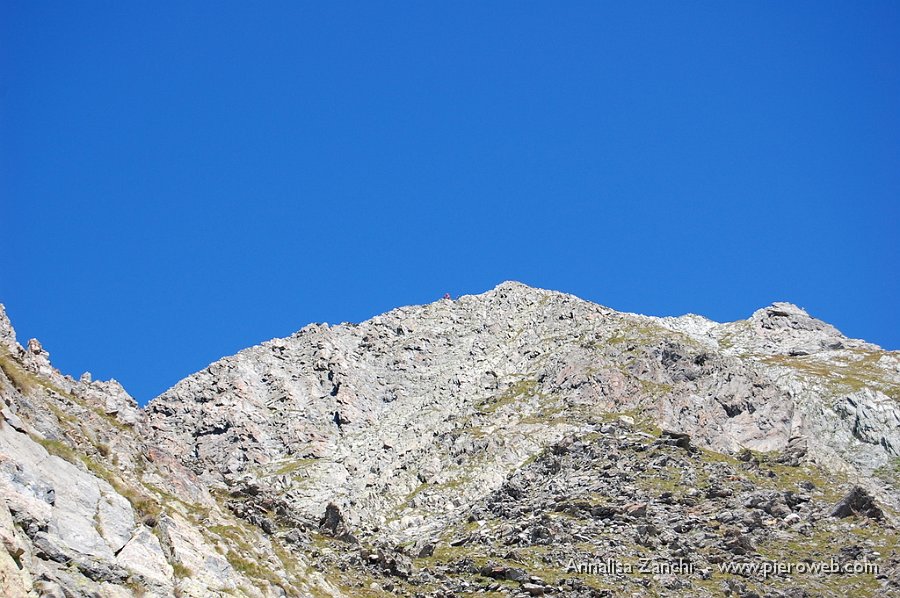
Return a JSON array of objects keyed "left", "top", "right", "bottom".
[{"left": 2, "top": 2, "right": 898, "bottom": 404}]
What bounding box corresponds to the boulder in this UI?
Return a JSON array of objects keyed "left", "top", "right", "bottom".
[{"left": 830, "top": 486, "right": 883, "bottom": 520}]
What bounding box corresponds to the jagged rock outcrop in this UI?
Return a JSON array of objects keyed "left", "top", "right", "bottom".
[
  {"left": 145, "top": 283, "right": 900, "bottom": 531},
  {"left": 0, "top": 306, "right": 336, "bottom": 597},
  {"left": 2, "top": 283, "right": 899, "bottom": 596}
]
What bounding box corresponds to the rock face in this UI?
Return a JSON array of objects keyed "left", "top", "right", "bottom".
[
  {"left": 1, "top": 283, "right": 899, "bottom": 597},
  {"left": 0, "top": 307, "right": 338, "bottom": 597}
]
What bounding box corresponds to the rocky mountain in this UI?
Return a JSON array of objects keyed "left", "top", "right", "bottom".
[{"left": 1, "top": 282, "right": 899, "bottom": 597}]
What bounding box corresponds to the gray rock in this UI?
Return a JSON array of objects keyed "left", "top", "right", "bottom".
[
  {"left": 96, "top": 488, "right": 135, "bottom": 553},
  {"left": 0, "top": 304, "right": 18, "bottom": 351},
  {"left": 2, "top": 282, "right": 900, "bottom": 597},
  {"left": 116, "top": 527, "right": 174, "bottom": 590},
  {"left": 830, "top": 486, "right": 883, "bottom": 520}
]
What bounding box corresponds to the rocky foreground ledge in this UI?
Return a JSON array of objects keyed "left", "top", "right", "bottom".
[{"left": 1, "top": 282, "right": 899, "bottom": 597}]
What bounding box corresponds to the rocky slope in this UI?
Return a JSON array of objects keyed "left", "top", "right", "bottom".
[{"left": 1, "top": 282, "right": 899, "bottom": 597}]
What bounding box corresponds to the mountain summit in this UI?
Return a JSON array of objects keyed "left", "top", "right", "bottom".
[{"left": 1, "top": 285, "right": 899, "bottom": 596}]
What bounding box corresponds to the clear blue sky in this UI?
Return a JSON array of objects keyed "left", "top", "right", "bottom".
[{"left": 2, "top": 2, "right": 898, "bottom": 404}]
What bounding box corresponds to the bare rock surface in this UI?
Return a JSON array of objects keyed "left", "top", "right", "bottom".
[{"left": 1, "top": 283, "right": 899, "bottom": 596}]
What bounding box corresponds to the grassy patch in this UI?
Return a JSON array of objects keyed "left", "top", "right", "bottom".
[
  {"left": 637, "top": 378, "right": 674, "bottom": 397},
  {"left": 432, "top": 473, "right": 472, "bottom": 492},
  {"left": 172, "top": 562, "right": 193, "bottom": 578},
  {"left": 33, "top": 435, "right": 79, "bottom": 462},
  {"left": 757, "top": 522, "right": 891, "bottom": 596},
  {"left": 270, "top": 458, "right": 318, "bottom": 476},
  {"left": 140, "top": 481, "right": 210, "bottom": 519},
  {"left": 123, "top": 578, "right": 148, "bottom": 597},
  {"left": 631, "top": 464, "right": 687, "bottom": 496},
  {"left": 763, "top": 349, "right": 900, "bottom": 400},
  {"left": 0, "top": 352, "right": 38, "bottom": 393},
  {"left": 225, "top": 552, "right": 284, "bottom": 587},
  {"left": 874, "top": 457, "right": 900, "bottom": 485},
  {"left": 476, "top": 378, "right": 539, "bottom": 414}
]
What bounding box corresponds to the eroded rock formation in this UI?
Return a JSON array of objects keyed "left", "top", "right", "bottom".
[{"left": 1, "top": 284, "right": 898, "bottom": 596}]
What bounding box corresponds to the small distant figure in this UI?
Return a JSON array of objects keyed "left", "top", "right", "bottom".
[{"left": 443, "top": 293, "right": 452, "bottom": 300}]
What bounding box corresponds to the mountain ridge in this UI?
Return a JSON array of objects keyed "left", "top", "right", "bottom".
[{"left": 1, "top": 283, "right": 899, "bottom": 596}]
